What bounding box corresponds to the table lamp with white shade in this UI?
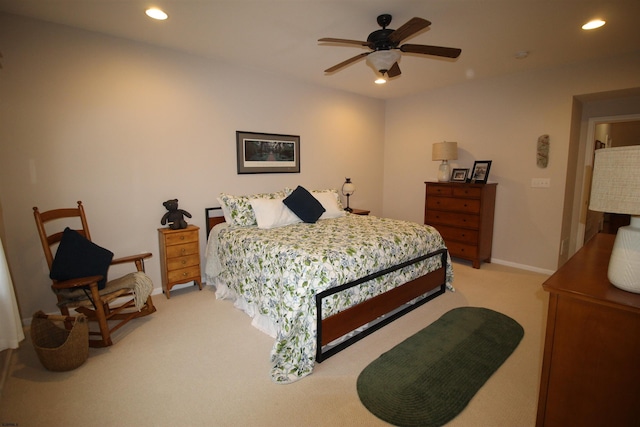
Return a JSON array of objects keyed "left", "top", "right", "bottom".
[
  {"left": 432, "top": 141, "right": 458, "bottom": 182},
  {"left": 589, "top": 145, "right": 640, "bottom": 293},
  {"left": 342, "top": 178, "right": 356, "bottom": 212}
]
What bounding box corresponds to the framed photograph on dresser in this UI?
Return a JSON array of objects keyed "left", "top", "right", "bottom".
[
  {"left": 451, "top": 168, "right": 469, "bottom": 182},
  {"left": 469, "top": 160, "right": 492, "bottom": 183}
]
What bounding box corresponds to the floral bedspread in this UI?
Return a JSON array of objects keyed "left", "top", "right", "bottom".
[{"left": 211, "top": 214, "right": 453, "bottom": 383}]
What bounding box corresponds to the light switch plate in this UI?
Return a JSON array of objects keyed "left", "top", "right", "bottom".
[{"left": 531, "top": 178, "right": 551, "bottom": 188}]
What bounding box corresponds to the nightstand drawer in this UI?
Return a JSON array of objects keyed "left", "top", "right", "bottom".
[
  {"left": 436, "top": 225, "right": 479, "bottom": 245},
  {"left": 164, "top": 231, "right": 198, "bottom": 246},
  {"left": 446, "top": 241, "right": 479, "bottom": 259},
  {"left": 166, "top": 254, "right": 199, "bottom": 271},
  {"left": 426, "top": 210, "right": 480, "bottom": 229},
  {"left": 426, "top": 197, "right": 480, "bottom": 214},
  {"left": 167, "top": 265, "right": 201, "bottom": 283},
  {"left": 166, "top": 242, "right": 199, "bottom": 258}
]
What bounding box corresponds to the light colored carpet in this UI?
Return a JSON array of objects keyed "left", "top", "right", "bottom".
[{"left": 0, "top": 261, "right": 549, "bottom": 426}]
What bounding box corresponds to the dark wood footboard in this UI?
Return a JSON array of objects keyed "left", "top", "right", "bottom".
[{"left": 315, "top": 248, "right": 448, "bottom": 362}]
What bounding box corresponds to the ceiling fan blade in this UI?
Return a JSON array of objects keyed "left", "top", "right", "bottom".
[
  {"left": 324, "top": 52, "right": 370, "bottom": 73},
  {"left": 388, "top": 17, "right": 431, "bottom": 44},
  {"left": 318, "top": 37, "right": 372, "bottom": 48},
  {"left": 400, "top": 44, "right": 462, "bottom": 58},
  {"left": 387, "top": 62, "right": 401, "bottom": 78}
]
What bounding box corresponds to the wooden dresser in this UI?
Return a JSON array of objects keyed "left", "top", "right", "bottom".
[
  {"left": 424, "top": 181, "right": 497, "bottom": 268},
  {"left": 158, "top": 225, "right": 202, "bottom": 299},
  {"left": 536, "top": 233, "right": 640, "bottom": 426}
]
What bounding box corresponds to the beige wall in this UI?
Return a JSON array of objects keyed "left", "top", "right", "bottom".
[
  {"left": 2, "top": 12, "right": 640, "bottom": 320},
  {"left": 0, "top": 14, "right": 385, "bottom": 317},
  {"left": 382, "top": 54, "right": 640, "bottom": 271}
]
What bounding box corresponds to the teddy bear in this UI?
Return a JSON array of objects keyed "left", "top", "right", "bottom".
[{"left": 161, "top": 199, "right": 192, "bottom": 230}]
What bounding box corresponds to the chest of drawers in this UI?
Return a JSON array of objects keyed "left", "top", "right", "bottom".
[
  {"left": 158, "top": 225, "right": 202, "bottom": 298},
  {"left": 537, "top": 234, "right": 640, "bottom": 426},
  {"left": 424, "top": 181, "right": 497, "bottom": 268}
]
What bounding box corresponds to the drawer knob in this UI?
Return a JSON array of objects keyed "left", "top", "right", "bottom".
[
  {"left": 181, "top": 248, "right": 186, "bottom": 254},
  {"left": 182, "top": 272, "right": 188, "bottom": 276},
  {"left": 180, "top": 236, "right": 185, "bottom": 240},
  {"left": 181, "top": 260, "right": 186, "bottom": 265}
]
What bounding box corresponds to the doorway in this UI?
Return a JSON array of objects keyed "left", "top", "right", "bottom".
[{"left": 577, "top": 115, "right": 640, "bottom": 247}]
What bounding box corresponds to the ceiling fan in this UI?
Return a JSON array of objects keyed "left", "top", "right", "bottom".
[{"left": 318, "top": 14, "right": 461, "bottom": 79}]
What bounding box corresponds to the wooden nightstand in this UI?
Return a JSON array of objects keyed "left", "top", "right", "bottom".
[
  {"left": 349, "top": 208, "right": 370, "bottom": 216},
  {"left": 158, "top": 225, "right": 202, "bottom": 299}
]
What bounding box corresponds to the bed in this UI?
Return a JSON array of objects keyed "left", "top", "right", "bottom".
[{"left": 204, "top": 187, "right": 454, "bottom": 383}]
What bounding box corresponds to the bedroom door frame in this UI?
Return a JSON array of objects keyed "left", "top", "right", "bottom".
[{"left": 575, "top": 113, "right": 640, "bottom": 251}]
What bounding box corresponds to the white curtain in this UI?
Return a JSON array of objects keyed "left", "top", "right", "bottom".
[{"left": 0, "top": 237, "right": 24, "bottom": 351}]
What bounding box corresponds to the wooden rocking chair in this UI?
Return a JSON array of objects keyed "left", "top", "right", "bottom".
[{"left": 33, "top": 201, "right": 156, "bottom": 347}]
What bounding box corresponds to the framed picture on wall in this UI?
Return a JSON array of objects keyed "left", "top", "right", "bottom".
[
  {"left": 451, "top": 168, "right": 469, "bottom": 182},
  {"left": 236, "top": 131, "right": 300, "bottom": 174},
  {"left": 469, "top": 160, "right": 492, "bottom": 183}
]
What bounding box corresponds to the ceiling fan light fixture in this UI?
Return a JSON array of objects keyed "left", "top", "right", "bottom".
[
  {"left": 145, "top": 8, "right": 168, "bottom": 21},
  {"left": 582, "top": 19, "right": 605, "bottom": 30},
  {"left": 366, "top": 50, "right": 401, "bottom": 74},
  {"left": 375, "top": 76, "right": 387, "bottom": 84}
]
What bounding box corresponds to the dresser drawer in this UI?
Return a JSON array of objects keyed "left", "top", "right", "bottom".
[
  {"left": 446, "top": 241, "right": 479, "bottom": 259},
  {"left": 166, "top": 241, "right": 199, "bottom": 258},
  {"left": 436, "top": 225, "right": 479, "bottom": 245},
  {"left": 164, "top": 230, "right": 198, "bottom": 246},
  {"left": 167, "top": 265, "right": 201, "bottom": 283},
  {"left": 427, "top": 197, "right": 480, "bottom": 214},
  {"left": 426, "top": 185, "right": 452, "bottom": 196},
  {"left": 166, "top": 254, "right": 199, "bottom": 271},
  {"left": 426, "top": 210, "right": 480, "bottom": 229},
  {"left": 452, "top": 186, "right": 482, "bottom": 198}
]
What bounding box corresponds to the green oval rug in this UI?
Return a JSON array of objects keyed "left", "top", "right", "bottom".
[{"left": 357, "top": 306, "right": 524, "bottom": 427}]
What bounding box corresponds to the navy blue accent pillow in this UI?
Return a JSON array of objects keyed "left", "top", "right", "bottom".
[
  {"left": 283, "top": 186, "right": 326, "bottom": 223},
  {"left": 50, "top": 227, "right": 114, "bottom": 290}
]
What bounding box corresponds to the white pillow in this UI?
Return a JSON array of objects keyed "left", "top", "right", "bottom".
[
  {"left": 313, "top": 191, "right": 346, "bottom": 219},
  {"left": 216, "top": 197, "right": 233, "bottom": 224},
  {"left": 249, "top": 197, "right": 302, "bottom": 229}
]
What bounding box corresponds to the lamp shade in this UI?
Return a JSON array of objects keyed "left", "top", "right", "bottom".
[
  {"left": 366, "top": 50, "right": 401, "bottom": 73},
  {"left": 589, "top": 146, "right": 640, "bottom": 215},
  {"left": 589, "top": 145, "right": 640, "bottom": 293},
  {"left": 342, "top": 178, "right": 356, "bottom": 196},
  {"left": 432, "top": 141, "right": 458, "bottom": 161}
]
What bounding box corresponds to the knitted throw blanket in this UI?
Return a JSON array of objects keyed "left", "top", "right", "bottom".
[
  {"left": 58, "top": 271, "right": 153, "bottom": 311},
  {"left": 106, "top": 271, "right": 153, "bottom": 310}
]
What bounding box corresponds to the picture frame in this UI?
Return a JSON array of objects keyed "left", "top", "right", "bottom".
[
  {"left": 469, "top": 160, "right": 492, "bottom": 184},
  {"left": 236, "top": 131, "right": 300, "bottom": 174},
  {"left": 451, "top": 168, "right": 469, "bottom": 182}
]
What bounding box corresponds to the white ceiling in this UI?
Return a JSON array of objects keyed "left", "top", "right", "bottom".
[{"left": 1, "top": 0, "right": 639, "bottom": 100}]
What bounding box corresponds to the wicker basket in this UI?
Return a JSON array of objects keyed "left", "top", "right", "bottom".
[{"left": 31, "top": 311, "right": 89, "bottom": 371}]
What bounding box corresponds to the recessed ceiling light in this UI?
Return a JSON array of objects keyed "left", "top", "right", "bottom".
[
  {"left": 582, "top": 19, "right": 605, "bottom": 30},
  {"left": 145, "top": 8, "right": 168, "bottom": 21}
]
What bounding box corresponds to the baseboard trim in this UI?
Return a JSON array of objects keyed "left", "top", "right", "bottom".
[{"left": 491, "top": 258, "right": 555, "bottom": 276}]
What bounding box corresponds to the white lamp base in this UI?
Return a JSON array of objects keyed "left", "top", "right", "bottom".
[
  {"left": 437, "top": 161, "right": 451, "bottom": 182},
  {"left": 608, "top": 216, "right": 640, "bottom": 294}
]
